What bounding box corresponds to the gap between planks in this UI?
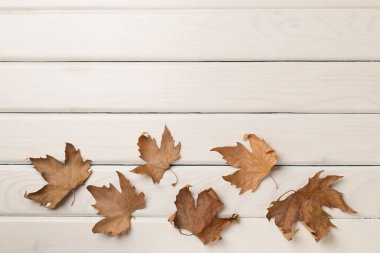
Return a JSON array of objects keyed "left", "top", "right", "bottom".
[
  {"left": 1, "top": 0, "right": 380, "bottom": 10},
  {"left": 3, "top": 112, "right": 380, "bottom": 114},
  {"left": 1, "top": 60, "right": 380, "bottom": 62}
]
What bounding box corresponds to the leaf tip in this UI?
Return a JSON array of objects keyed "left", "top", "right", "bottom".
[
  {"left": 168, "top": 212, "right": 176, "bottom": 223},
  {"left": 86, "top": 185, "right": 94, "bottom": 192},
  {"left": 283, "top": 229, "right": 298, "bottom": 241},
  {"left": 243, "top": 134, "right": 250, "bottom": 141},
  {"left": 140, "top": 131, "right": 149, "bottom": 137}
]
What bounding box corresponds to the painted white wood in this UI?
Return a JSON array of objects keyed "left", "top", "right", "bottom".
[
  {"left": 1, "top": 10, "right": 380, "bottom": 61},
  {"left": 1, "top": 217, "right": 379, "bottom": 253},
  {"left": 0, "top": 2, "right": 378, "bottom": 252},
  {"left": 1, "top": 62, "right": 380, "bottom": 113},
  {"left": 1, "top": 165, "right": 378, "bottom": 218},
  {"left": 0, "top": 114, "right": 379, "bottom": 165},
  {"left": 1, "top": 0, "right": 380, "bottom": 9}
]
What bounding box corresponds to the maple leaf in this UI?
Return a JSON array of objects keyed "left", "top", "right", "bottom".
[
  {"left": 87, "top": 171, "right": 145, "bottom": 236},
  {"left": 131, "top": 125, "right": 181, "bottom": 185},
  {"left": 211, "top": 134, "right": 277, "bottom": 194},
  {"left": 266, "top": 171, "right": 356, "bottom": 241},
  {"left": 24, "top": 143, "right": 92, "bottom": 209},
  {"left": 169, "top": 185, "right": 239, "bottom": 245}
]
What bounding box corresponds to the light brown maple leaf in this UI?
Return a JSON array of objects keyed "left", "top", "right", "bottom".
[
  {"left": 169, "top": 185, "right": 239, "bottom": 245},
  {"left": 24, "top": 143, "right": 92, "bottom": 209},
  {"left": 87, "top": 171, "right": 145, "bottom": 236},
  {"left": 266, "top": 171, "right": 356, "bottom": 241},
  {"left": 131, "top": 125, "right": 181, "bottom": 185},
  {"left": 211, "top": 134, "right": 277, "bottom": 194}
]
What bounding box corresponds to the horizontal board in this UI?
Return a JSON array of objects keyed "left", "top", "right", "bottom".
[
  {"left": 1, "top": 0, "right": 380, "bottom": 9},
  {"left": 0, "top": 114, "right": 380, "bottom": 165},
  {"left": 1, "top": 62, "right": 380, "bottom": 113},
  {"left": 1, "top": 217, "right": 379, "bottom": 253},
  {"left": 1, "top": 165, "right": 378, "bottom": 218},
  {"left": 1, "top": 10, "right": 380, "bottom": 61}
]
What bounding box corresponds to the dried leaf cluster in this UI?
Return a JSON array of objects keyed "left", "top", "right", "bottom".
[{"left": 24, "top": 127, "right": 356, "bottom": 245}]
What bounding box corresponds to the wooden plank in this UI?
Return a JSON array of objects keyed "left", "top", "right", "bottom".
[
  {"left": 1, "top": 62, "right": 380, "bottom": 113},
  {"left": 1, "top": 165, "right": 378, "bottom": 218},
  {"left": 1, "top": 10, "right": 380, "bottom": 61},
  {"left": 1, "top": 0, "right": 379, "bottom": 9},
  {"left": 1, "top": 217, "right": 378, "bottom": 253},
  {"left": 1, "top": 114, "right": 380, "bottom": 165}
]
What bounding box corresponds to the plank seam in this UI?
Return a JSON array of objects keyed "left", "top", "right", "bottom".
[
  {"left": 2, "top": 112, "right": 380, "bottom": 115},
  {"left": 1, "top": 60, "right": 380, "bottom": 63},
  {"left": 3, "top": 164, "right": 380, "bottom": 166},
  {"left": 1, "top": 7, "right": 380, "bottom": 11},
  {"left": 0, "top": 8, "right": 380, "bottom": 12},
  {"left": 0, "top": 215, "right": 374, "bottom": 219}
]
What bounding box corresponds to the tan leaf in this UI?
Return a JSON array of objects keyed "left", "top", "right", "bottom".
[
  {"left": 211, "top": 134, "right": 277, "bottom": 194},
  {"left": 87, "top": 171, "right": 145, "bottom": 236},
  {"left": 266, "top": 171, "right": 356, "bottom": 241},
  {"left": 24, "top": 143, "right": 92, "bottom": 209},
  {"left": 131, "top": 125, "right": 181, "bottom": 184},
  {"left": 169, "top": 186, "right": 239, "bottom": 245}
]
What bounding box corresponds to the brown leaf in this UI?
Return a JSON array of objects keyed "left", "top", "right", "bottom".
[
  {"left": 266, "top": 171, "right": 356, "bottom": 241},
  {"left": 87, "top": 171, "right": 145, "bottom": 236},
  {"left": 24, "top": 143, "right": 92, "bottom": 209},
  {"left": 131, "top": 125, "right": 181, "bottom": 184},
  {"left": 169, "top": 186, "right": 239, "bottom": 245},
  {"left": 211, "top": 134, "right": 277, "bottom": 194}
]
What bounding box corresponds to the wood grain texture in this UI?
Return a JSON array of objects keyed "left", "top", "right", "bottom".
[
  {"left": 1, "top": 113, "right": 380, "bottom": 165},
  {"left": 1, "top": 217, "right": 379, "bottom": 253},
  {"left": 1, "top": 0, "right": 380, "bottom": 9},
  {"left": 1, "top": 62, "right": 380, "bottom": 113},
  {"left": 0, "top": 1, "right": 379, "bottom": 251},
  {"left": 1, "top": 165, "right": 378, "bottom": 218},
  {"left": 1, "top": 10, "right": 380, "bottom": 61}
]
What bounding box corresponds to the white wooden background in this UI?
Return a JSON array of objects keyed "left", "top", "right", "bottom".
[{"left": 1, "top": 1, "right": 380, "bottom": 252}]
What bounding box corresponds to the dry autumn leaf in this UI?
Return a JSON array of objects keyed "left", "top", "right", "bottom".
[
  {"left": 169, "top": 185, "right": 239, "bottom": 245},
  {"left": 24, "top": 143, "right": 92, "bottom": 209},
  {"left": 131, "top": 125, "right": 181, "bottom": 185},
  {"left": 211, "top": 134, "right": 277, "bottom": 194},
  {"left": 266, "top": 171, "right": 356, "bottom": 242},
  {"left": 87, "top": 171, "right": 145, "bottom": 236}
]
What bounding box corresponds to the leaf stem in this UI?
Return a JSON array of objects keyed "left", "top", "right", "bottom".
[
  {"left": 169, "top": 168, "right": 178, "bottom": 187},
  {"left": 178, "top": 229, "right": 193, "bottom": 236},
  {"left": 277, "top": 190, "right": 296, "bottom": 201},
  {"left": 269, "top": 173, "right": 278, "bottom": 189},
  {"left": 71, "top": 189, "right": 76, "bottom": 206}
]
